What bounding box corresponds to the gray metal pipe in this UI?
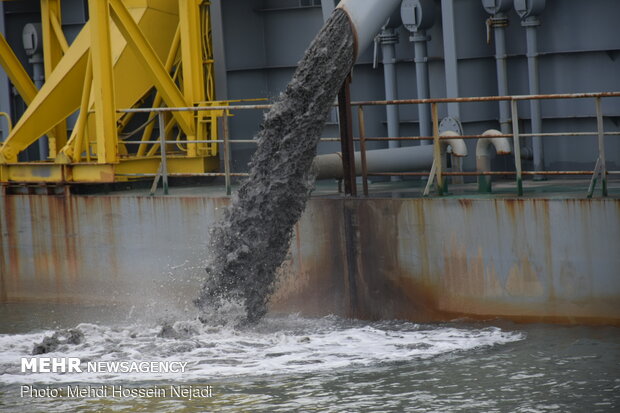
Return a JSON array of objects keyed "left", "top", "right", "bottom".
[
  {"left": 378, "top": 27, "right": 401, "bottom": 182},
  {"left": 314, "top": 145, "right": 434, "bottom": 180},
  {"left": 337, "top": 0, "right": 402, "bottom": 58},
  {"left": 476, "top": 129, "right": 512, "bottom": 192},
  {"left": 30, "top": 53, "right": 48, "bottom": 160},
  {"left": 413, "top": 30, "right": 432, "bottom": 145},
  {"left": 379, "top": 28, "right": 400, "bottom": 150},
  {"left": 492, "top": 15, "right": 511, "bottom": 134},
  {"left": 524, "top": 17, "right": 544, "bottom": 176},
  {"left": 440, "top": 0, "right": 460, "bottom": 119}
]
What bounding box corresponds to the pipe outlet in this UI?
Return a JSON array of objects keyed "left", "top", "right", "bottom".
[
  {"left": 476, "top": 128, "right": 512, "bottom": 157},
  {"left": 440, "top": 130, "right": 468, "bottom": 157},
  {"left": 476, "top": 128, "right": 512, "bottom": 193},
  {"left": 337, "top": 0, "right": 402, "bottom": 59}
]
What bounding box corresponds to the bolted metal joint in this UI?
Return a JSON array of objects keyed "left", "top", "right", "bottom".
[
  {"left": 377, "top": 29, "right": 399, "bottom": 46},
  {"left": 521, "top": 15, "right": 541, "bottom": 27}
]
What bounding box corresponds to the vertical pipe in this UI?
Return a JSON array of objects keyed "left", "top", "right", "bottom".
[
  {"left": 30, "top": 55, "right": 48, "bottom": 159},
  {"left": 338, "top": 76, "right": 356, "bottom": 196},
  {"left": 524, "top": 17, "right": 544, "bottom": 177},
  {"left": 379, "top": 28, "right": 400, "bottom": 149},
  {"left": 440, "top": 0, "right": 460, "bottom": 119},
  {"left": 412, "top": 30, "right": 432, "bottom": 144},
  {"left": 491, "top": 15, "right": 511, "bottom": 134},
  {"left": 379, "top": 27, "right": 400, "bottom": 182}
]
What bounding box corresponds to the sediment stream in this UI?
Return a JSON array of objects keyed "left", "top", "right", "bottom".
[{"left": 195, "top": 9, "right": 355, "bottom": 323}]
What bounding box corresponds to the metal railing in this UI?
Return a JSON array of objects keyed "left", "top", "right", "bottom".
[{"left": 117, "top": 91, "right": 620, "bottom": 197}]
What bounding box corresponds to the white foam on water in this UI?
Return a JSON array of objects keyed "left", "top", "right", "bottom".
[{"left": 0, "top": 315, "right": 524, "bottom": 384}]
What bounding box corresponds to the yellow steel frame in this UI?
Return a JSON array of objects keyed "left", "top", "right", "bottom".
[
  {"left": 41, "top": 0, "right": 68, "bottom": 156},
  {"left": 90, "top": 0, "right": 118, "bottom": 164},
  {"left": 0, "top": 33, "right": 38, "bottom": 105},
  {"left": 0, "top": 0, "right": 221, "bottom": 184}
]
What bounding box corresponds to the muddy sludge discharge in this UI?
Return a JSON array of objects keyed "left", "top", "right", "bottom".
[
  {"left": 195, "top": 9, "right": 354, "bottom": 323},
  {"left": 195, "top": 1, "right": 402, "bottom": 323}
]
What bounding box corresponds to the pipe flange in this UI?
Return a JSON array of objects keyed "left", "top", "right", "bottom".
[
  {"left": 521, "top": 16, "right": 541, "bottom": 27},
  {"left": 439, "top": 117, "right": 463, "bottom": 136},
  {"left": 411, "top": 32, "right": 430, "bottom": 43},
  {"left": 378, "top": 31, "right": 399, "bottom": 45},
  {"left": 488, "top": 16, "right": 509, "bottom": 28}
]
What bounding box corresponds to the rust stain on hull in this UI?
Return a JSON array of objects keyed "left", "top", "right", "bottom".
[{"left": 1, "top": 194, "right": 619, "bottom": 326}]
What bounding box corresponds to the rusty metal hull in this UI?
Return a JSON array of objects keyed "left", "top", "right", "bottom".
[{"left": 1, "top": 195, "right": 619, "bottom": 325}]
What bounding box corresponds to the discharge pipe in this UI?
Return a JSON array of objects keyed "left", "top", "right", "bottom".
[
  {"left": 337, "top": 0, "right": 403, "bottom": 60},
  {"left": 314, "top": 134, "right": 467, "bottom": 180},
  {"left": 515, "top": 0, "right": 546, "bottom": 179},
  {"left": 476, "top": 129, "right": 512, "bottom": 192}
]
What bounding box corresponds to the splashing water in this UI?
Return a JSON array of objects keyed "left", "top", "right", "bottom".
[{"left": 0, "top": 315, "right": 524, "bottom": 385}]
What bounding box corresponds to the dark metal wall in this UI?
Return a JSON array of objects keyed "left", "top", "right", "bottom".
[
  {"left": 0, "top": 0, "right": 618, "bottom": 171},
  {"left": 216, "top": 0, "right": 620, "bottom": 173}
]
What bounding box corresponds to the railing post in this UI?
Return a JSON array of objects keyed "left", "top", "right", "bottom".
[
  {"left": 511, "top": 99, "right": 523, "bottom": 196},
  {"left": 595, "top": 97, "right": 608, "bottom": 197},
  {"left": 432, "top": 102, "right": 443, "bottom": 196},
  {"left": 357, "top": 106, "right": 369, "bottom": 197},
  {"left": 337, "top": 74, "right": 357, "bottom": 197},
  {"left": 159, "top": 112, "right": 169, "bottom": 195},
  {"left": 222, "top": 112, "right": 232, "bottom": 196}
]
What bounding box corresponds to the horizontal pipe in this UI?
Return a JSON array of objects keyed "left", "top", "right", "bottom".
[{"left": 314, "top": 145, "right": 434, "bottom": 180}]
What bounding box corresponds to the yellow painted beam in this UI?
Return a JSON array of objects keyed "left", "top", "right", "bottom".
[
  {"left": 108, "top": 0, "right": 195, "bottom": 137},
  {"left": 89, "top": 0, "right": 118, "bottom": 164},
  {"left": 137, "top": 24, "right": 180, "bottom": 157},
  {"left": 70, "top": 164, "right": 115, "bottom": 183},
  {"left": 41, "top": 0, "right": 66, "bottom": 77},
  {"left": 179, "top": 0, "right": 204, "bottom": 157},
  {"left": 0, "top": 33, "right": 37, "bottom": 104},
  {"left": 0, "top": 28, "right": 90, "bottom": 164},
  {"left": 57, "top": 54, "right": 92, "bottom": 164},
  {"left": 179, "top": 0, "right": 204, "bottom": 104},
  {"left": 4, "top": 164, "right": 64, "bottom": 183},
  {"left": 41, "top": 0, "right": 68, "bottom": 156},
  {"left": 49, "top": 8, "right": 69, "bottom": 53}
]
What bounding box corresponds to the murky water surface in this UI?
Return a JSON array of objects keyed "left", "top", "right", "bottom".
[{"left": 0, "top": 303, "right": 618, "bottom": 412}]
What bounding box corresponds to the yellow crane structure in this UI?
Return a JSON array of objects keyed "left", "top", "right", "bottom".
[{"left": 0, "top": 0, "right": 222, "bottom": 185}]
